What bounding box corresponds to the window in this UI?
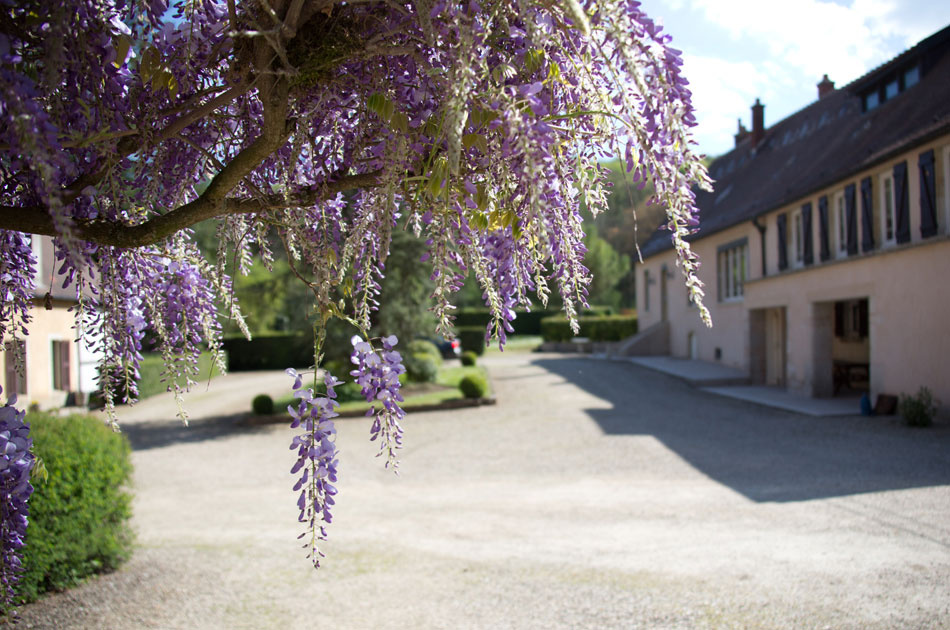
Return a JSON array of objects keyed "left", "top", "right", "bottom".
[
  {"left": 792, "top": 209, "right": 804, "bottom": 266},
  {"left": 880, "top": 173, "right": 896, "bottom": 245},
  {"left": 943, "top": 145, "right": 950, "bottom": 234},
  {"left": 718, "top": 240, "right": 748, "bottom": 301},
  {"left": 904, "top": 65, "right": 919, "bottom": 88},
  {"left": 51, "top": 340, "right": 70, "bottom": 391},
  {"left": 885, "top": 79, "right": 899, "bottom": 100},
  {"left": 642, "top": 269, "right": 650, "bottom": 312},
  {"left": 835, "top": 192, "right": 847, "bottom": 256},
  {"left": 864, "top": 91, "right": 880, "bottom": 112},
  {"left": 3, "top": 340, "right": 27, "bottom": 395}
]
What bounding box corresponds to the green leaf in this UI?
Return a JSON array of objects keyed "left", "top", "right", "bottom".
[
  {"left": 524, "top": 49, "right": 545, "bottom": 75},
  {"left": 462, "top": 133, "right": 488, "bottom": 154},
  {"left": 113, "top": 34, "right": 132, "bottom": 68},
  {"left": 390, "top": 111, "right": 409, "bottom": 134},
  {"left": 475, "top": 184, "right": 490, "bottom": 211},
  {"left": 427, "top": 157, "right": 448, "bottom": 197},
  {"left": 367, "top": 93, "right": 394, "bottom": 122},
  {"left": 139, "top": 46, "right": 160, "bottom": 84},
  {"left": 166, "top": 73, "right": 179, "bottom": 98}
]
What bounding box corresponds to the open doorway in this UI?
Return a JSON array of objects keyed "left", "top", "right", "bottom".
[{"left": 830, "top": 298, "right": 870, "bottom": 396}]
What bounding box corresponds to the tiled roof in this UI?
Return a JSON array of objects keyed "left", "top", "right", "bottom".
[{"left": 640, "top": 25, "right": 950, "bottom": 259}]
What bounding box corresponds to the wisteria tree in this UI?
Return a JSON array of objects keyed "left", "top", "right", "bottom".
[{"left": 0, "top": 0, "right": 711, "bottom": 605}]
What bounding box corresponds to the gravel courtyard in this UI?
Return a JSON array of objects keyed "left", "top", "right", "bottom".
[{"left": 10, "top": 353, "right": 950, "bottom": 629}]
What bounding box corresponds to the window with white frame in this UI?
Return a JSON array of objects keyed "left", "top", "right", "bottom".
[
  {"left": 835, "top": 192, "right": 847, "bottom": 257},
  {"left": 943, "top": 144, "right": 950, "bottom": 235},
  {"left": 792, "top": 209, "right": 804, "bottom": 266},
  {"left": 718, "top": 239, "right": 748, "bottom": 301},
  {"left": 51, "top": 339, "right": 70, "bottom": 391},
  {"left": 880, "top": 172, "right": 896, "bottom": 245}
]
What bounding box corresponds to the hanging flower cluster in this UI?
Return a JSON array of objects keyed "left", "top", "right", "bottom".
[
  {"left": 0, "top": 389, "right": 33, "bottom": 615},
  {"left": 0, "top": 0, "right": 712, "bottom": 578},
  {"left": 349, "top": 336, "right": 406, "bottom": 471},
  {"left": 286, "top": 368, "right": 339, "bottom": 567}
]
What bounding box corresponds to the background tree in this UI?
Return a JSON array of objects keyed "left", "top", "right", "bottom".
[
  {"left": 0, "top": 0, "right": 712, "bottom": 600},
  {"left": 582, "top": 232, "right": 630, "bottom": 311}
]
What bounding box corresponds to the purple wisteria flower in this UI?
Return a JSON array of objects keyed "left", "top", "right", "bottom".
[
  {"left": 286, "top": 368, "right": 339, "bottom": 567},
  {"left": 0, "top": 387, "right": 33, "bottom": 615},
  {"left": 350, "top": 335, "right": 405, "bottom": 471}
]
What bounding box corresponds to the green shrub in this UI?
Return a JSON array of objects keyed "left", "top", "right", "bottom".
[
  {"left": 455, "top": 307, "right": 614, "bottom": 335},
  {"left": 407, "top": 339, "right": 443, "bottom": 366},
  {"left": 899, "top": 386, "right": 939, "bottom": 427},
  {"left": 18, "top": 412, "right": 133, "bottom": 603},
  {"left": 540, "top": 314, "right": 638, "bottom": 342},
  {"left": 460, "top": 351, "right": 478, "bottom": 366},
  {"left": 252, "top": 394, "right": 275, "bottom": 415},
  {"left": 457, "top": 326, "right": 487, "bottom": 356},
  {"left": 222, "top": 333, "right": 314, "bottom": 371},
  {"left": 405, "top": 353, "right": 438, "bottom": 383},
  {"left": 459, "top": 374, "right": 489, "bottom": 399}
]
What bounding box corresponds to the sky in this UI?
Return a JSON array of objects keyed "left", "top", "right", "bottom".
[{"left": 637, "top": 0, "right": 950, "bottom": 157}]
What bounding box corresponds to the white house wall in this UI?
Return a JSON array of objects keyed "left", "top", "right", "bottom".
[{"left": 638, "top": 134, "right": 950, "bottom": 408}]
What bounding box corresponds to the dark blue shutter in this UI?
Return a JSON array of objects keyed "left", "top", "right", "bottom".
[
  {"left": 919, "top": 150, "right": 937, "bottom": 238},
  {"left": 802, "top": 202, "right": 813, "bottom": 265},
  {"left": 860, "top": 177, "right": 874, "bottom": 252},
  {"left": 818, "top": 196, "right": 830, "bottom": 261},
  {"left": 894, "top": 161, "right": 910, "bottom": 244},
  {"left": 845, "top": 183, "right": 858, "bottom": 256},
  {"left": 777, "top": 213, "right": 788, "bottom": 271}
]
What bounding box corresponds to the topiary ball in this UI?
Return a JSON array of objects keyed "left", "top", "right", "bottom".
[
  {"left": 459, "top": 374, "right": 488, "bottom": 399},
  {"left": 405, "top": 353, "right": 439, "bottom": 383},
  {"left": 252, "top": 394, "right": 275, "bottom": 415},
  {"left": 460, "top": 351, "right": 478, "bottom": 367}
]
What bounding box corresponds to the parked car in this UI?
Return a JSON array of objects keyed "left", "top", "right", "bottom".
[{"left": 428, "top": 336, "right": 461, "bottom": 359}]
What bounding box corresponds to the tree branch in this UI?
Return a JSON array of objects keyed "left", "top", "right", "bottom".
[{"left": 0, "top": 172, "right": 382, "bottom": 248}]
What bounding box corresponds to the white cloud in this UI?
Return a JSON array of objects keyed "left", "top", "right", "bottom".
[{"left": 641, "top": 0, "right": 950, "bottom": 155}]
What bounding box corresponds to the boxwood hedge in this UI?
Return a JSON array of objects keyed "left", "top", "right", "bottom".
[
  {"left": 18, "top": 412, "right": 134, "bottom": 603},
  {"left": 540, "top": 314, "right": 638, "bottom": 343}
]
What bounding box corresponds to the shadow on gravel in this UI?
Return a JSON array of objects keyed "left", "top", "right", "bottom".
[
  {"left": 535, "top": 357, "right": 950, "bottom": 503},
  {"left": 121, "top": 414, "right": 274, "bottom": 451}
]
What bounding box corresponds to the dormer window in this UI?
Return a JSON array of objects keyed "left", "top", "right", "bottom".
[
  {"left": 885, "top": 78, "right": 899, "bottom": 99},
  {"left": 861, "top": 62, "right": 921, "bottom": 113},
  {"left": 904, "top": 65, "right": 919, "bottom": 88}
]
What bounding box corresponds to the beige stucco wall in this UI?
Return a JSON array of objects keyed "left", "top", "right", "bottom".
[
  {"left": 745, "top": 236, "right": 950, "bottom": 403},
  {"left": 1, "top": 300, "right": 80, "bottom": 409},
  {"left": 637, "top": 133, "right": 950, "bottom": 407},
  {"left": 638, "top": 221, "right": 760, "bottom": 371}
]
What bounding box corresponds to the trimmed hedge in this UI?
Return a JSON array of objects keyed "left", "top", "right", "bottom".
[
  {"left": 407, "top": 339, "right": 443, "bottom": 366},
  {"left": 457, "top": 327, "right": 487, "bottom": 356},
  {"left": 459, "top": 373, "right": 489, "bottom": 399},
  {"left": 405, "top": 353, "right": 439, "bottom": 383},
  {"left": 222, "top": 333, "right": 314, "bottom": 371},
  {"left": 460, "top": 351, "right": 478, "bottom": 367},
  {"left": 454, "top": 306, "right": 614, "bottom": 336},
  {"left": 540, "top": 314, "right": 638, "bottom": 343},
  {"left": 18, "top": 412, "right": 133, "bottom": 603},
  {"left": 252, "top": 394, "right": 275, "bottom": 415}
]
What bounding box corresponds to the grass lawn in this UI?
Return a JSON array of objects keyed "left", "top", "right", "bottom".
[
  {"left": 267, "top": 364, "right": 490, "bottom": 416},
  {"left": 483, "top": 334, "right": 542, "bottom": 355}
]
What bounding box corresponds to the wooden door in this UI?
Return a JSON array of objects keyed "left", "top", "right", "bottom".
[{"left": 765, "top": 308, "right": 786, "bottom": 386}]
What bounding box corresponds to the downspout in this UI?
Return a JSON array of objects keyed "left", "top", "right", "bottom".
[{"left": 752, "top": 216, "right": 767, "bottom": 277}]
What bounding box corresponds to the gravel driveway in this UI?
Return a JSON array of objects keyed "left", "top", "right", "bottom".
[{"left": 8, "top": 354, "right": 950, "bottom": 629}]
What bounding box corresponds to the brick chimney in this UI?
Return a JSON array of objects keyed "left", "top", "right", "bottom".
[
  {"left": 817, "top": 74, "right": 835, "bottom": 99},
  {"left": 751, "top": 98, "right": 765, "bottom": 148},
  {"left": 734, "top": 118, "right": 749, "bottom": 147}
]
